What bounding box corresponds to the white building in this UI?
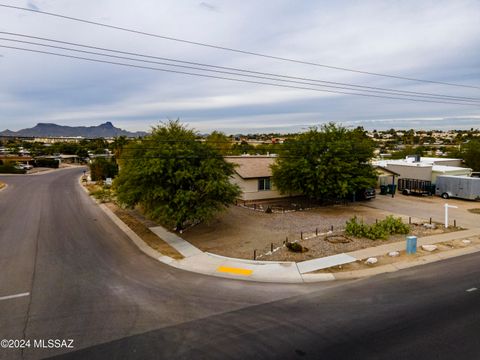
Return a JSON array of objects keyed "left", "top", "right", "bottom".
[{"left": 373, "top": 157, "right": 471, "bottom": 183}]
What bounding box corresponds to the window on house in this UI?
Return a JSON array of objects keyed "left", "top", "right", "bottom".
[{"left": 258, "top": 177, "right": 271, "bottom": 191}]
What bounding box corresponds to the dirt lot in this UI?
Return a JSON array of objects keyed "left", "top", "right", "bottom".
[
  {"left": 182, "top": 202, "right": 449, "bottom": 260},
  {"left": 319, "top": 236, "right": 480, "bottom": 273},
  {"left": 105, "top": 202, "right": 184, "bottom": 260}
]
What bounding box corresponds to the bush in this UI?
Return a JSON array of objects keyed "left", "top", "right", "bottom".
[
  {"left": 34, "top": 158, "right": 59, "bottom": 168},
  {"left": 0, "top": 165, "right": 26, "bottom": 174},
  {"left": 286, "top": 242, "right": 305, "bottom": 252},
  {"left": 90, "top": 188, "right": 113, "bottom": 203},
  {"left": 346, "top": 215, "right": 409, "bottom": 240},
  {"left": 89, "top": 158, "right": 118, "bottom": 181}
]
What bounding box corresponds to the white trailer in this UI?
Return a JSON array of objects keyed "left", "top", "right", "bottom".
[{"left": 435, "top": 175, "right": 480, "bottom": 200}]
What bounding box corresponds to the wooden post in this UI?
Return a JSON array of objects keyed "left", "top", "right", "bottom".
[
  {"left": 409, "top": 217, "right": 411, "bottom": 224},
  {"left": 316, "top": 228, "right": 318, "bottom": 236},
  {"left": 301, "top": 231, "right": 303, "bottom": 240},
  {"left": 454, "top": 219, "right": 457, "bottom": 228},
  {"left": 330, "top": 225, "right": 334, "bottom": 232},
  {"left": 430, "top": 217, "right": 432, "bottom": 224},
  {"left": 271, "top": 243, "right": 274, "bottom": 252},
  {"left": 254, "top": 249, "right": 256, "bottom": 260}
]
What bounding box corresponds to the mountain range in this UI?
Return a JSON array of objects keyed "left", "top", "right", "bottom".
[{"left": 0, "top": 122, "right": 147, "bottom": 138}]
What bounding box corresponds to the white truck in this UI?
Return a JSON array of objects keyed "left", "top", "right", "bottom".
[{"left": 435, "top": 175, "right": 480, "bottom": 200}]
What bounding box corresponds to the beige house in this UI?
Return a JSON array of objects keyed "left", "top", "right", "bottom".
[{"left": 225, "top": 156, "right": 291, "bottom": 201}]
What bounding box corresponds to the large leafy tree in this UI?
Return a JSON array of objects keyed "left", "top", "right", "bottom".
[
  {"left": 271, "top": 123, "right": 377, "bottom": 200},
  {"left": 461, "top": 139, "right": 480, "bottom": 171},
  {"left": 205, "top": 131, "right": 232, "bottom": 155},
  {"left": 114, "top": 120, "right": 240, "bottom": 230}
]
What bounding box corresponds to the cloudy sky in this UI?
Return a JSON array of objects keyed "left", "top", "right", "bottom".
[{"left": 0, "top": 0, "right": 479, "bottom": 133}]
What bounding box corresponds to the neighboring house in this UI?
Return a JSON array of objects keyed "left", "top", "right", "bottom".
[
  {"left": 374, "top": 156, "right": 471, "bottom": 183},
  {"left": 374, "top": 165, "right": 400, "bottom": 187},
  {"left": 225, "top": 156, "right": 291, "bottom": 201},
  {"left": 0, "top": 155, "right": 34, "bottom": 167}
]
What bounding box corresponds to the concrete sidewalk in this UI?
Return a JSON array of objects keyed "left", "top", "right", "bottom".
[
  {"left": 92, "top": 191, "right": 480, "bottom": 283},
  {"left": 145, "top": 222, "right": 480, "bottom": 282},
  {"left": 147, "top": 224, "right": 333, "bottom": 282}
]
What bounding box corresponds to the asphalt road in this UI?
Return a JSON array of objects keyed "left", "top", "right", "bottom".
[{"left": 1, "top": 168, "right": 480, "bottom": 360}]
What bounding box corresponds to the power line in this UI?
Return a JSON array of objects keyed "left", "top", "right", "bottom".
[
  {"left": 1, "top": 44, "right": 478, "bottom": 107},
  {"left": 4, "top": 37, "right": 479, "bottom": 103},
  {"left": 1, "top": 3, "right": 479, "bottom": 90},
  {"left": 1, "top": 32, "right": 479, "bottom": 103}
]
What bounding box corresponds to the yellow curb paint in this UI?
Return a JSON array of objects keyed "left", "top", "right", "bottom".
[{"left": 217, "top": 266, "right": 253, "bottom": 276}]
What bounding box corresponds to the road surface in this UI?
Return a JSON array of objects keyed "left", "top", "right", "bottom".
[{"left": 1, "top": 168, "right": 480, "bottom": 359}]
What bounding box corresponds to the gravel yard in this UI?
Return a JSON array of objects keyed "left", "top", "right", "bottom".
[{"left": 181, "top": 201, "right": 450, "bottom": 261}]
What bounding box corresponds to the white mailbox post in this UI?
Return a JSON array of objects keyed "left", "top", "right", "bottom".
[{"left": 444, "top": 203, "right": 458, "bottom": 228}]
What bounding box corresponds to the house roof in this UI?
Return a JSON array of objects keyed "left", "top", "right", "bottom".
[{"left": 225, "top": 156, "right": 275, "bottom": 179}]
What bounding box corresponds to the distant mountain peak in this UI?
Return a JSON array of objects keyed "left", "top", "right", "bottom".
[
  {"left": 0, "top": 122, "right": 147, "bottom": 138},
  {"left": 101, "top": 121, "right": 114, "bottom": 128}
]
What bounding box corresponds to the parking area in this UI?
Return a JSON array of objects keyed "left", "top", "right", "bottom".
[{"left": 365, "top": 193, "right": 480, "bottom": 229}]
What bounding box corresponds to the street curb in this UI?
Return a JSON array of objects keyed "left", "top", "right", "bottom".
[
  {"left": 78, "top": 175, "right": 181, "bottom": 265},
  {"left": 77, "top": 176, "right": 480, "bottom": 283}
]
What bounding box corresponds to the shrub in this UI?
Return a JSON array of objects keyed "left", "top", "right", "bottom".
[
  {"left": 286, "top": 242, "right": 304, "bottom": 252},
  {"left": 89, "top": 158, "right": 118, "bottom": 181},
  {"left": 90, "top": 188, "right": 113, "bottom": 203},
  {"left": 0, "top": 165, "right": 26, "bottom": 174},
  {"left": 346, "top": 215, "right": 409, "bottom": 240},
  {"left": 34, "top": 158, "right": 59, "bottom": 168}
]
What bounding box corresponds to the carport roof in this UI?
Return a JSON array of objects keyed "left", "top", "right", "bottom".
[{"left": 373, "top": 165, "right": 401, "bottom": 176}]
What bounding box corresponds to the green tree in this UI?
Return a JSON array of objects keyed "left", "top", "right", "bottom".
[
  {"left": 390, "top": 145, "right": 425, "bottom": 159},
  {"left": 89, "top": 158, "right": 118, "bottom": 181},
  {"left": 231, "top": 141, "right": 255, "bottom": 155},
  {"left": 461, "top": 140, "right": 480, "bottom": 171},
  {"left": 271, "top": 123, "right": 377, "bottom": 200},
  {"left": 114, "top": 120, "right": 240, "bottom": 230},
  {"left": 205, "top": 131, "right": 232, "bottom": 155},
  {"left": 109, "top": 136, "right": 129, "bottom": 161}
]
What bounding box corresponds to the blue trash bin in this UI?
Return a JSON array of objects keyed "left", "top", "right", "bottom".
[{"left": 406, "top": 236, "right": 417, "bottom": 254}]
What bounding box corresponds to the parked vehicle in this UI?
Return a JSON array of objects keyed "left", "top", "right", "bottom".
[
  {"left": 435, "top": 175, "right": 480, "bottom": 200},
  {"left": 398, "top": 178, "right": 434, "bottom": 196},
  {"left": 15, "top": 163, "right": 33, "bottom": 170},
  {"left": 356, "top": 187, "right": 376, "bottom": 200}
]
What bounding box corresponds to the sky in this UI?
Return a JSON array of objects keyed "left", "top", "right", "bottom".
[{"left": 0, "top": 0, "right": 479, "bottom": 134}]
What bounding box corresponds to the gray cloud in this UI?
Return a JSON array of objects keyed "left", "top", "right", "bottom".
[{"left": 0, "top": 0, "right": 479, "bottom": 133}]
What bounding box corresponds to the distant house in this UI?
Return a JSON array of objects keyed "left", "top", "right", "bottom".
[
  {"left": 225, "top": 156, "right": 291, "bottom": 201},
  {"left": 373, "top": 156, "right": 471, "bottom": 183}
]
